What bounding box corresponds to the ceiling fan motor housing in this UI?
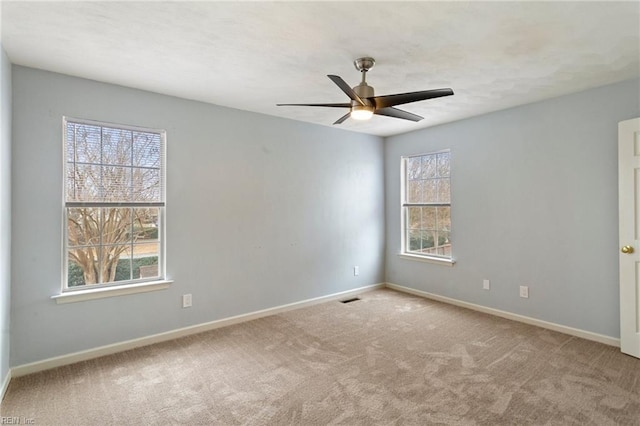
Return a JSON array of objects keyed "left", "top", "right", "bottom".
[{"left": 353, "top": 83, "right": 374, "bottom": 106}]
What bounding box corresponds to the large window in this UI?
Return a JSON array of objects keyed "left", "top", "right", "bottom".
[
  {"left": 63, "top": 118, "right": 166, "bottom": 290},
  {"left": 402, "top": 150, "right": 452, "bottom": 260}
]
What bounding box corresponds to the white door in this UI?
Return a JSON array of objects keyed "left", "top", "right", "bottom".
[{"left": 619, "top": 117, "right": 640, "bottom": 358}]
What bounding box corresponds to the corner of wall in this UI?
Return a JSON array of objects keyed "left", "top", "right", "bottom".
[
  {"left": 1, "top": 368, "right": 11, "bottom": 403},
  {"left": 0, "top": 42, "right": 13, "bottom": 393}
]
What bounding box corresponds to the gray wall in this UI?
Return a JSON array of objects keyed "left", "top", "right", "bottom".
[
  {"left": 385, "top": 78, "right": 640, "bottom": 339},
  {"left": 9, "top": 62, "right": 638, "bottom": 367},
  {"left": 0, "top": 46, "right": 12, "bottom": 381},
  {"left": 10, "top": 66, "right": 385, "bottom": 366}
]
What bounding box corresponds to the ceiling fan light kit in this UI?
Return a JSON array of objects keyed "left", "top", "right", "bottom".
[
  {"left": 277, "top": 57, "right": 454, "bottom": 125},
  {"left": 351, "top": 105, "right": 374, "bottom": 120}
]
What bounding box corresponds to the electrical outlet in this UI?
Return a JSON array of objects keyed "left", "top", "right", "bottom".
[
  {"left": 483, "top": 279, "right": 490, "bottom": 290},
  {"left": 182, "top": 293, "right": 192, "bottom": 308},
  {"left": 519, "top": 286, "right": 529, "bottom": 299},
  {"left": 353, "top": 266, "right": 359, "bottom": 276}
]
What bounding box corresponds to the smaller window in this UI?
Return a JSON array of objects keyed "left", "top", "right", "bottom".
[{"left": 401, "top": 150, "right": 452, "bottom": 259}]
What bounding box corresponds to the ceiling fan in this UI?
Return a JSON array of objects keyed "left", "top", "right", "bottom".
[{"left": 277, "top": 57, "right": 454, "bottom": 125}]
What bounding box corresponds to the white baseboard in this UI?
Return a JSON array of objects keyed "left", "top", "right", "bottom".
[
  {"left": 11, "top": 283, "right": 385, "bottom": 377},
  {"left": 12, "top": 281, "right": 616, "bottom": 378},
  {"left": 386, "top": 282, "right": 620, "bottom": 347},
  {"left": 1, "top": 369, "right": 10, "bottom": 403}
]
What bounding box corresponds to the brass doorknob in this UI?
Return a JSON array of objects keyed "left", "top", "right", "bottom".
[{"left": 621, "top": 245, "right": 634, "bottom": 254}]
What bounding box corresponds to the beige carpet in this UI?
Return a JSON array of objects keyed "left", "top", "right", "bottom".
[{"left": 1, "top": 288, "right": 639, "bottom": 425}]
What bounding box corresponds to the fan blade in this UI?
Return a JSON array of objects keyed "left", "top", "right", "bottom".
[
  {"left": 374, "top": 107, "right": 423, "bottom": 122},
  {"left": 277, "top": 103, "right": 351, "bottom": 108},
  {"left": 327, "top": 75, "right": 365, "bottom": 106},
  {"left": 333, "top": 112, "right": 351, "bottom": 125},
  {"left": 372, "top": 88, "right": 454, "bottom": 109}
]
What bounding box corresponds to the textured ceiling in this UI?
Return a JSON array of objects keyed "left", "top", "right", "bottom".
[{"left": 1, "top": 1, "right": 639, "bottom": 137}]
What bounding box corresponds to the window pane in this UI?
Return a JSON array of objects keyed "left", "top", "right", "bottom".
[
  {"left": 437, "top": 207, "right": 451, "bottom": 232},
  {"left": 68, "top": 247, "right": 99, "bottom": 286},
  {"left": 67, "top": 258, "right": 87, "bottom": 287},
  {"left": 102, "top": 208, "right": 133, "bottom": 245},
  {"left": 66, "top": 124, "right": 75, "bottom": 162},
  {"left": 72, "top": 164, "right": 102, "bottom": 202},
  {"left": 438, "top": 231, "right": 451, "bottom": 247},
  {"left": 441, "top": 234, "right": 452, "bottom": 257},
  {"left": 407, "top": 180, "right": 423, "bottom": 203},
  {"left": 421, "top": 231, "right": 435, "bottom": 250},
  {"left": 408, "top": 207, "right": 421, "bottom": 230},
  {"left": 102, "top": 166, "right": 132, "bottom": 202},
  {"left": 408, "top": 229, "right": 422, "bottom": 252},
  {"left": 102, "top": 127, "right": 132, "bottom": 167},
  {"left": 421, "top": 207, "right": 436, "bottom": 230},
  {"left": 133, "top": 132, "right": 162, "bottom": 168},
  {"left": 131, "top": 243, "right": 159, "bottom": 279},
  {"left": 406, "top": 157, "right": 421, "bottom": 180},
  {"left": 437, "top": 152, "right": 450, "bottom": 177},
  {"left": 132, "top": 168, "right": 161, "bottom": 202},
  {"left": 421, "top": 155, "right": 437, "bottom": 178},
  {"left": 101, "top": 245, "right": 131, "bottom": 283},
  {"left": 423, "top": 179, "right": 437, "bottom": 203},
  {"left": 437, "top": 179, "right": 450, "bottom": 203},
  {"left": 133, "top": 208, "right": 159, "bottom": 242},
  {"left": 66, "top": 163, "right": 76, "bottom": 201},
  {"left": 67, "top": 208, "right": 101, "bottom": 247},
  {"left": 74, "top": 124, "right": 102, "bottom": 164},
  {"left": 436, "top": 231, "right": 452, "bottom": 257}
]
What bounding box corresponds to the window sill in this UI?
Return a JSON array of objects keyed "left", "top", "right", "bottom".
[
  {"left": 398, "top": 253, "right": 456, "bottom": 267},
  {"left": 52, "top": 280, "right": 173, "bottom": 304}
]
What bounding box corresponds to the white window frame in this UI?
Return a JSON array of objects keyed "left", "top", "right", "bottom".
[
  {"left": 55, "top": 117, "right": 171, "bottom": 303},
  {"left": 400, "top": 150, "right": 455, "bottom": 266}
]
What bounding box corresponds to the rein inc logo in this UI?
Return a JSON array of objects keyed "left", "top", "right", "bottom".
[{"left": 0, "top": 418, "right": 35, "bottom": 425}]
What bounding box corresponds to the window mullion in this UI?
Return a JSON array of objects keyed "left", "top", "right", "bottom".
[
  {"left": 99, "top": 126, "right": 104, "bottom": 284},
  {"left": 434, "top": 206, "right": 439, "bottom": 251},
  {"left": 130, "top": 130, "right": 134, "bottom": 203},
  {"left": 98, "top": 207, "right": 103, "bottom": 284},
  {"left": 73, "top": 123, "right": 77, "bottom": 201},
  {"left": 130, "top": 207, "right": 134, "bottom": 281},
  {"left": 100, "top": 126, "right": 104, "bottom": 203},
  {"left": 66, "top": 201, "right": 164, "bottom": 208},
  {"left": 129, "top": 130, "right": 134, "bottom": 281}
]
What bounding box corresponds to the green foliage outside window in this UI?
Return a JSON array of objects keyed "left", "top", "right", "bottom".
[{"left": 68, "top": 256, "right": 158, "bottom": 287}]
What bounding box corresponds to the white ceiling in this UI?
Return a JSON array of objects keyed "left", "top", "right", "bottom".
[{"left": 1, "top": 1, "right": 639, "bottom": 137}]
